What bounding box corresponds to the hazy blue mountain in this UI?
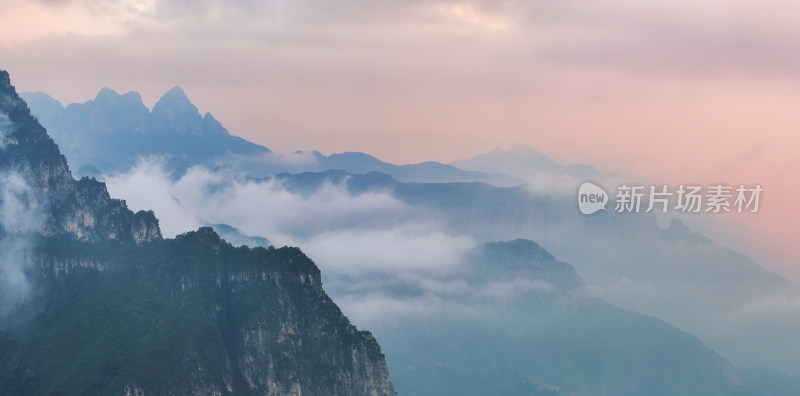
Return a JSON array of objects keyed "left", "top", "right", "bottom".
[
  {"left": 312, "top": 151, "right": 522, "bottom": 185},
  {"left": 352, "top": 239, "right": 794, "bottom": 396},
  {"left": 19, "top": 91, "right": 64, "bottom": 122},
  {"left": 19, "top": 77, "right": 800, "bottom": 393},
  {"left": 2, "top": 70, "right": 394, "bottom": 395},
  {"left": 151, "top": 86, "right": 205, "bottom": 135},
  {"left": 451, "top": 143, "right": 602, "bottom": 180},
  {"left": 270, "top": 170, "right": 800, "bottom": 375},
  {"left": 23, "top": 90, "right": 523, "bottom": 186},
  {"left": 20, "top": 88, "right": 271, "bottom": 174}
]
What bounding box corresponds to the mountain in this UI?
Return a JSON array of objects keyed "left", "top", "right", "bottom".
[
  {"left": 220, "top": 149, "right": 522, "bottom": 185},
  {"left": 1, "top": 80, "right": 160, "bottom": 243},
  {"left": 23, "top": 90, "right": 522, "bottom": 186},
  {"left": 2, "top": 70, "right": 394, "bottom": 395},
  {"left": 269, "top": 169, "right": 800, "bottom": 375},
  {"left": 348, "top": 239, "right": 795, "bottom": 395},
  {"left": 210, "top": 223, "right": 270, "bottom": 248},
  {"left": 20, "top": 88, "right": 270, "bottom": 176},
  {"left": 2, "top": 229, "right": 394, "bottom": 396},
  {"left": 451, "top": 143, "right": 602, "bottom": 180},
  {"left": 17, "top": 75, "right": 800, "bottom": 393},
  {"left": 313, "top": 151, "right": 522, "bottom": 185}
]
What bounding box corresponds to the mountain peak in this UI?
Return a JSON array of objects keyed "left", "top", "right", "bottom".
[
  {"left": 95, "top": 87, "right": 120, "bottom": 102},
  {"left": 663, "top": 218, "right": 713, "bottom": 244},
  {"left": 509, "top": 142, "right": 544, "bottom": 155},
  {"left": 203, "top": 112, "right": 230, "bottom": 135},
  {"left": 0, "top": 70, "right": 10, "bottom": 87},
  {"left": 93, "top": 87, "right": 145, "bottom": 108},
  {"left": 451, "top": 143, "right": 603, "bottom": 181},
  {"left": 329, "top": 151, "right": 381, "bottom": 161},
  {"left": 202, "top": 112, "right": 230, "bottom": 135},
  {"left": 0, "top": 71, "right": 52, "bottom": 144},
  {"left": 482, "top": 239, "right": 556, "bottom": 263},
  {"left": 177, "top": 226, "right": 225, "bottom": 253},
  {"left": 468, "top": 239, "right": 585, "bottom": 299},
  {"left": 159, "top": 86, "right": 190, "bottom": 104},
  {"left": 120, "top": 91, "right": 144, "bottom": 106},
  {"left": 151, "top": 85, "right": 203, "bottom": 134}
]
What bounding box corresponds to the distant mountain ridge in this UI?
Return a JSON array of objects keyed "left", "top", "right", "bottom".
[
  {"left": 23, "top": 89, "right": 613, "bottom": 187},
  {"left": 23, "top": 89, "right": 524, "bottom": 185},
  {"left": 311, "top": 150, "right": 522, "bottom": 185},
  {"left": 353, "top": 237, "right": 796, "bottom": 396},
  {"left": 451, "top": 143, "right": 602, "bottom": 180},
  {"left": 268, "top": 169, "right": 800, "bottom": 376},
  {"left": 21, "top": 88, "right": 270, "bottom": 175}
]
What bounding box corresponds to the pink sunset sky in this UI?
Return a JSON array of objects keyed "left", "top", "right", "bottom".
[{"left": 1, "top": 0, "right": 798, "bottom": 278}]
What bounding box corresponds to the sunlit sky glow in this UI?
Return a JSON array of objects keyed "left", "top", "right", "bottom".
[{"left": 1, "top": 0, "right": 799, "bottom": 278}]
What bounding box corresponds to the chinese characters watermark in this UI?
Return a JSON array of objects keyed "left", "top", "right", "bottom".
[{"left": 577, "top": 182, "right": 763, "bottom": 215}]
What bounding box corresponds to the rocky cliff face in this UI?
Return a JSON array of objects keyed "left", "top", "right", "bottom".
[
  {"left": 0, "top": 69, "right": 394, "bottom": 396},
  {"left": 5, "top": 228, "right": 394, "bottom": 396},
  {"left": 0, "top": 70, "right": 161, "bottom": 243}
]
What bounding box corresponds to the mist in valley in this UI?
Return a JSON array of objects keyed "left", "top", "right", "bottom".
[{"left": 102, "top": 156, "right": 800, "bottom": 394}]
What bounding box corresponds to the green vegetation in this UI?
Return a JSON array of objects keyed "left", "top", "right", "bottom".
[{"left": 0, "top": 229, "right": 387, "bottom": 395}]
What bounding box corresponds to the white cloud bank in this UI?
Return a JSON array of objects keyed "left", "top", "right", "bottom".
[
  {"left": 105, "top": 157, "right": 479, "bottom": 323},
  {"left": 0, "top": 171, "right": 45, "bottom": 320}
]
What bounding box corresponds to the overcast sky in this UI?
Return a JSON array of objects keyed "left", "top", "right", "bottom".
[{"left": 1, "top": 0, "right": 799, "bottom": 277}]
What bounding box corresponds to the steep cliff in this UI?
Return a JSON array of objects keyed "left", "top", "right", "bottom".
[
  {"left": 1, "top": 229, "right": 394, "bottom": 396},
  {"left": 0, "top": 69, "right": 394, "bottom": 395},
  {"left": 0, "top": 70, "right": 160, "bottom": 244}
]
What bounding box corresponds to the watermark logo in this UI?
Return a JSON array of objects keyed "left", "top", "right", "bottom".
[
  {"left": 577, "top": 182, "right": 763, "bottom": 215},
  {"left": 577, "top": 181, "right": 609, "bottom": 215}
]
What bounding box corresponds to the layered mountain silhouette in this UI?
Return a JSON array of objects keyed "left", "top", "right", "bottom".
[
  {"left": 18, "top": 78, "right": 800, "bottom": 394},
  {"left": 271, "top": 170, "right": 800, "bottom": 376},
  {"left": 21, "top": 87, "right": 269, "bottom": 175},
  {"left": 1, "top": 71, "right": 395, "bottom": 395},
  {"left": 22, "top": 89, "right": 521, "bottom": 185},
  {"left": 451, "top": 143, "right": 602, "bottom": 180},
  {"left": 352, "top": 238, "right": 798, "bottom": 395}
]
